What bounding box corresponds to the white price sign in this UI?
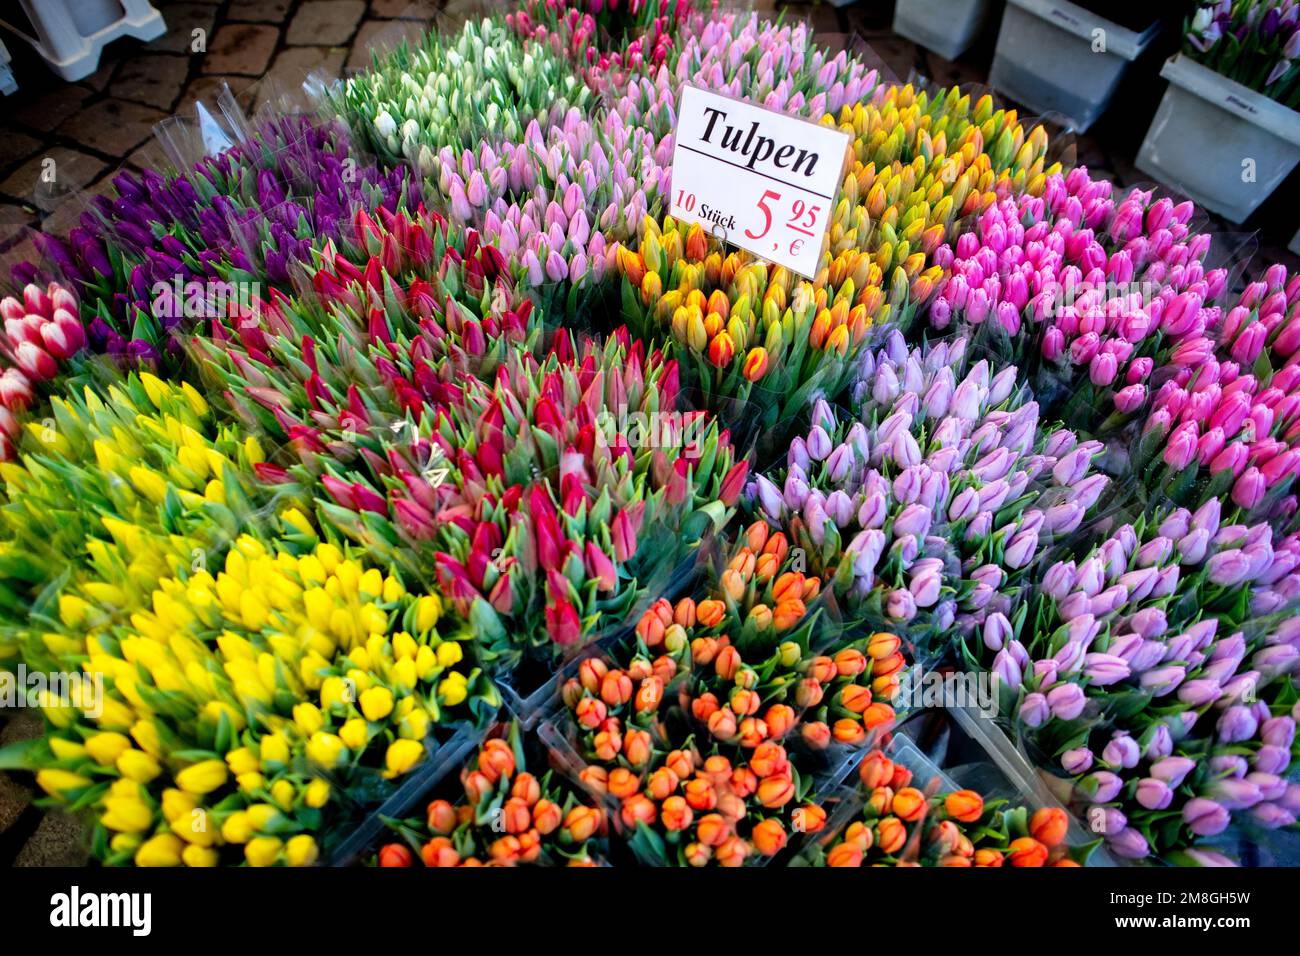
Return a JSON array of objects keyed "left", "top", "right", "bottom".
[{"left": 669, "top": 84, "right": 851, "bottom": 279}]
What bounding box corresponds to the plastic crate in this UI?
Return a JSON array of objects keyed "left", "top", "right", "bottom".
[
  {"left": 893, "top": 0, "right": 996, "bottom": 62},
  {"left": 327, "top": 719, "right": 490, "bottom": 866},
  {"left": 989, "top": 0, "right": 1158, "bottom": 132},
  {"left": 6, "top": 0, "right": 165, "bottom": 83},
  {"left": 1137, "top": 54, "right": 1300, "bottom": 224}
]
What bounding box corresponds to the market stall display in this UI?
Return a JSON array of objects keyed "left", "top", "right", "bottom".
[{"left": 0, "top": 1, "right": 1297, "bottom": 870}]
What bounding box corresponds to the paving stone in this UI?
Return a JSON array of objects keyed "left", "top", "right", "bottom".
[
  {"left": 0, "top": 712, "right": 41, "bottom": 747},
  {"left": 0, "top": 148, "right": 108, "bottom": 212},
  {"left": 201, "top": 24, "right": 280, "bottom": 76},
  {"left": 56, "top": 98, "right": 168, "bottom": 158},
  {"left": 0, "top": 132, "right": 42, "bottom": 178},
  {"left": 111, "top": 53, "right": 191, "bottom": 110},
  {"left": 176, "top": 74, "right": 256, "bottom": 114},
  {"left": 287, "top": 1, "right": 367, "bottom": 46},
  {"left": 0, "top": 773, "right": 32, "bottom": 834},
  {"left": 347, "top": 19, "right": 427, "bottom": 72},
  {"left": 79, "top": 58, "right": 119, "bottom": 93},
  {"left": 229, "top": 0, "right": 293, "bottom": 21},
  {"left": 149, "top": 1, "right": 220, "bottom": 55},
  {"left": 261, "top": 46, "right": 348, "bottom": 104},
  {"left": 10, "top": 85, "right": 92, "bottom": 131},
  {"left": 13, "top": 810, "right": 89, "bottom": 866},
  {"left": 370, "top": 0, "right": 439, "bottom": 18},
  {"left": 0, "top": 204, "right": 38, "bottom": 249}
]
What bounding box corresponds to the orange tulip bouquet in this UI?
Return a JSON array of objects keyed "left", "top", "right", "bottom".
[
  {"left": 374, "top": 721, "right": 606, "bottom": 867},
  {"left": 801, "top": 748, "right": 1096, "bottom": 867}
]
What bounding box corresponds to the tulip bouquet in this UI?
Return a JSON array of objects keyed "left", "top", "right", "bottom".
[
  {"left": 957, "top": 504, "right": 1300, "bottom": 860},
  {"left": 549, "top": 675, "right": 832, "bottom": 864},
  {"left": 807, "top": 749, "right": 1089, "bottom": 866},
  {"left": 927, "top": 168, "right": 1227, "bottom": 429},
  {"left": 961, "top": 502, "right": 1299, "bottom": 739},
  {"left": 427, "top": 331, "right": 748, "bottom": 668},
  {"left": 0, "top": 282, "right": 88, "bottom": 461},
  {"left": 336, "top": 16, "right": 596, "bottom": 177},
  {"left": 616, "top": 12, "right": 880, "bottom": 142},
  {"left": 1186, "top": 1, "right": 1300, "bottom": 108},
  {"left": 26, "top": 115, "right": 415, "bottom": 367},
  {"left": 506, "top": 0, "right": 696, "bottom": 80},
  {"left": 7, "top": 533, "right": 498, "bottom": 867},
  {"left": 197, "top": 205, "right": 535, "bottom": 437},
  {"left": 621, "top": 522, "right": 904, "bottom": 749},
  {"left": 1043, "top": 638, "right": 1299, "bottom": 863},
  {"left": 1135, "top": 263, "right": 1300, "bottom": 521},
  {"left": 1048, "top": 686, "right": 1299, "bottom": 863},
  {"left": 375, "top": 722, "right": 605, "bottom": 866},
  {"left": 750, "top": 338, "right": 1109, "bottom": 651},
  {"left": 430, "top": 109, "right": 665, "bottom": 303},
  {"left": 613, "top": 217, "right": 884, "bottom": 440},
  {"left": 0, "top": 373, "right": 273, "bottom": 656}
]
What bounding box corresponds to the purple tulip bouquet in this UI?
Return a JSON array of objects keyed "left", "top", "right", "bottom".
[
  {"left": 1186, "top": 1, "right": 1300, "bottom": 109},
  {"left": 21, "top": 114, "right": 415, "bottom": 369}
]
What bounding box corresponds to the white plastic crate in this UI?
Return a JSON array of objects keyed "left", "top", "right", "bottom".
[
  {"left": 1137, "top": 54, "right": 1300, "bottom": 225},
  {"left": 893, "top": 0, "right": 995, "bottom": 62},
  {"left": 4, "top": 0, "right": 165, "bottom": 83},
  {"left": 988, "top": 0, "right": 1158, "bottom": 132},
  {"left": 0, "top": 36, "right": 15, "bottom": 95}
]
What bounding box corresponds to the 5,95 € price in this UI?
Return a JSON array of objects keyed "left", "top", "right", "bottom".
[{"left": 668, "top": 84, "right": 852, "bottom": 279}]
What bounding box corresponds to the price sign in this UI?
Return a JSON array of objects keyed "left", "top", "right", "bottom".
[{"left": 669, "top": 84, "right": 852, "bottom": 279}]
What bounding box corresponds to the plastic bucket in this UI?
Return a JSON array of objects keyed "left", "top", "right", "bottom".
[
  {"left": 989, "top": 0, "right": 1158, "bottom": 132},
  {"left": 893, "top": 0, "right": 995, "bottom": 62},
  {"left": 1137, "top": 54, "right": 1300, "bottom": 224}
]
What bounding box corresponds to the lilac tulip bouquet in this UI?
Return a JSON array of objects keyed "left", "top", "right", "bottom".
[
  {"left": 615, "top": 11, "right": 880, "bottom": 141},
  {"left": 960, "top": 501, "right": 1300, "bottom": 862},
  {"left": 745, "top": 332, "right": 1110, "bottom": 655}
]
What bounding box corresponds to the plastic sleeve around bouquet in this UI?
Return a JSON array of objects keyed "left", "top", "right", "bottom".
[
  {"left": 360, "top": 718, "right": 609, "bottom": 867},
  {"left": 795, "top": 729, "right": 1103, "bottom": 866}
]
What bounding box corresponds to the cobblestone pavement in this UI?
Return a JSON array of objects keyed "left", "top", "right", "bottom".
[{"left": 0, "top": 0, "right": 1296, "bottom": 865}]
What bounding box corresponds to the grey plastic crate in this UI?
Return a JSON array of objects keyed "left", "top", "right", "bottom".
[
  {"left": 893, "top": 0, "right": 996, "bottom": 62},
  {"left": 989, "top": 0, "right": 1158, "bottom": 132},
  {"left": 1137, "top": 54, "right": 1300, "bottom": 224}
]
